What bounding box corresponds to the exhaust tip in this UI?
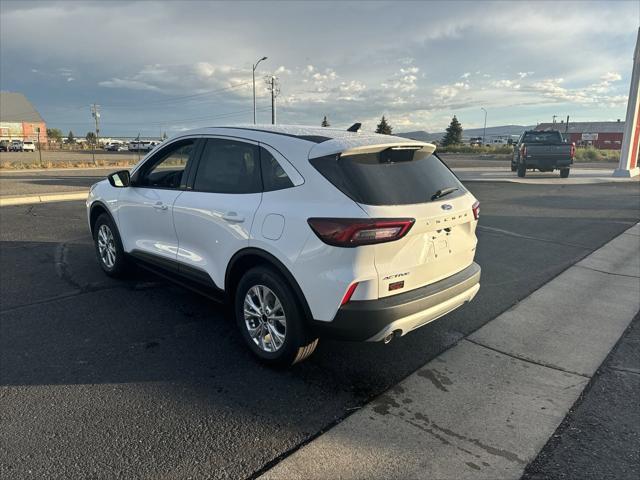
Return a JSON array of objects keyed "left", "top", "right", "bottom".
[{"left": 383, "top": 330, "right": 402, "bottom": 344}]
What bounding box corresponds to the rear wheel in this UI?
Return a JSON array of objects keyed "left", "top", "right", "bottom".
[
  {"left": 93, "top": 213, "right": 130, "bottom": 277},
  {"left": 560, "top": 168, "right": 570, "bottom": 178},
  {"left": 235, "top": 266, "right": 318, "bottom": 366},
  {"left": 517, "top": 162, "right": 526, "bottom": 177}
]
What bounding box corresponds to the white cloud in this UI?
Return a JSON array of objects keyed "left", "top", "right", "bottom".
[
  {"left": 601, "top": 72, "right": 621, "bottom": 82},
  {"left": 98, "top": 78, "right": 162, "bottom": 91},
  {"left": 492, "top": 79, "right": 520, "bottom": 89},
  {"left": 275, "top": 65, "right": 291, "bottom": 75},
  {"left": 460, "top": 72, "right": 470, "bottom": 79}
]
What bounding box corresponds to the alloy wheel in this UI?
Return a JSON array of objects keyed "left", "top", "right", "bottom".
[
  {"left": 243, "top": 285, "right": 287, "bottom": 352},
  {"left": 97, "top": 224, "right": 117, "bottom": 269}
]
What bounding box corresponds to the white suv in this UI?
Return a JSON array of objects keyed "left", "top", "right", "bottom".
[
  {"left": 87, "top": 125, "right": 481, "bottom": 365},
  {"left": 22, "top": 141, "right": 36, "bottom": 152}
]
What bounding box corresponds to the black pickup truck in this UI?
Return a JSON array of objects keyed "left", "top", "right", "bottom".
[{"left": 511, "top": 130, "right": 575, "bottom": 178}]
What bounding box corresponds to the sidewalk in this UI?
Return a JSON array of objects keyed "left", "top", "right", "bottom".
[{"left": 260, "top": 224, "right": 640, "bottom": 480}]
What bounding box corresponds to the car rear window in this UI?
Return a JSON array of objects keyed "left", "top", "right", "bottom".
[
  {"left": 310, "top": 148, "right": 465, "bottom": 206},
  {"left": 522, "top": 132, "right": 564, "bottom": 143}
]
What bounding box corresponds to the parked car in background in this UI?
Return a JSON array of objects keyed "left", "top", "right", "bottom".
[
  {"left": 469, "top": 137, "right": 483, "bottom": 147},
  {"left": 0, "top": 140, "right": 10, "bottom": 152},
  {"left": 9, "top": 140, "right": 23, "bottom": 152},
  {"left": 128, "top": 140, "right": 159, "bottom": 152},
  {"left": 105, "top": 143, "right": 128, "bottom": 152},
  {"left": 512, "top": 130, "right": 575, "bottom": 178},
  {"left": 21, "top": 141, "right": 36, "bottom": 152},
  {"left": 87, "top": 125, "right": 481, "bottom": 366}
]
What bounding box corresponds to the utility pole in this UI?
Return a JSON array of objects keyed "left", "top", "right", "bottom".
[
  {"left": 36, "top": 127, "right": 43, "bottom": 167},
  {"left": 252, "top": 56, "right": 268, "bottom": 124},
  {"left": 265, "top": 75, "right": 280, "bottom": 125},
  {"left": 91, "top": 103, "right": 100, "bottom": 166},
  {"left": 481, "top": 107, "right": 487, "bottom": 146}
]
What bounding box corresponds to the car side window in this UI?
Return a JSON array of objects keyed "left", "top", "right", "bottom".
[
  {"left": 137, "top": 140, "right": 195, "bottom": 189},
  {"left": 193, "top": 139, "right": 261, "bottom": 194},
  {"left": 261, "top": 148, "right": 294, "bottom": 191}
]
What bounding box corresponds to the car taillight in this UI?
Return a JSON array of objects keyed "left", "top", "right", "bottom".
[
  {"left": 570, "top": 143, "right": 576, "bottom": 159},
  {"left": 340, "top": 282, "right": 359, "bottom": 305},
  {"left": 307, "top": 218, "right": 415, "bottom": 247},
  {"left": 472, "top": 201, "right": 480, "bottom": 220}
]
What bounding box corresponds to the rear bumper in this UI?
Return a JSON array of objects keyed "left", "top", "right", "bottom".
[
  {"left": 525, "top": 157, "right": 572, "bottom": 169},
  {"left": 310, "top": 262, "right": 481, "bottom": 342}
]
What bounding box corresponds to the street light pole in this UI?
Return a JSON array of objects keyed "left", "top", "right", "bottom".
[
  {"left": 253, "top": 56, "right": 268, "bottom": 124},
  {"left": 481, "top": 107, "right": 487, "bottom": 146}
]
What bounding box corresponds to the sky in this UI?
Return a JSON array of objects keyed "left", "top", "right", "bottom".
[{"left": 1, "top": 0, "right": 639, "bottom": 137}]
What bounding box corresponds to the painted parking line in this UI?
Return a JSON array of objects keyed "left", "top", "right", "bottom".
[{"left": 260, "top": 223, "right": 640, "bottom": 480}]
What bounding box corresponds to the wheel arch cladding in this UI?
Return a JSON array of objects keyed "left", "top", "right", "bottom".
[
  {"left": 89, "top": 201, "right": 114, "bottom": 233},
  {"left": 225, "top": 248, "right": 314, "bottom": 323}
]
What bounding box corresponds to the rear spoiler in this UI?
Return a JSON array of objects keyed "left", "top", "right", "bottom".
[{"left": 341, "top": 143, "right": 436, "bottom": 157}]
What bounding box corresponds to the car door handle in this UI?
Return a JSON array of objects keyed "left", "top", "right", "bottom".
[
  {"left": 222, "top": 212, "right": 245, "bottom": 223},
  {"left": 153, "top": 201, "right": 168, "bottom": 211}
]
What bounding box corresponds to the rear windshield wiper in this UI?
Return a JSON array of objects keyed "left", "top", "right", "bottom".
[{"left": 431, "top": 187, "right": 458, "bottom": 201}]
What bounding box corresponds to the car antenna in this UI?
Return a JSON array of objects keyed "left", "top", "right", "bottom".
[{"left": 347, "top": 122, "right": 361, "bottom": 133}]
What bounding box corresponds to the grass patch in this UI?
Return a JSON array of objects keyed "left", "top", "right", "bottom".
[
  {"left": 437, "top": 145, "right": 514, "bottom": 154},
  {"left": 0, "top": 159, "right": 138, "bottom": 170},
  {"left": 574, "top": 148, "right": 620, "bottom": 163}
]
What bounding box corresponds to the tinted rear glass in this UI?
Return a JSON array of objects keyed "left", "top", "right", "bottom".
[
  {"left": 522, "top": 131, "right": 564, "bottom": 143},
  {"left": 310, "top": 149, "right": 465, "bottom": 206}
]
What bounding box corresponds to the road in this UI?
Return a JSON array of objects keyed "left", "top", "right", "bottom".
[{"left": 1, "top": 182, "right": 639, "bottom": 479}]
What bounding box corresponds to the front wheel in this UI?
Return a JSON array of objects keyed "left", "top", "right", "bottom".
[
  {"left": 560, "top": 168, "right": 570, "bottom": 178},
  {"left": 93, "top": 213, "right": 130, "bottom": 277},
  {"left": 235, "top": 266, "right": 318, "bottom": 366},
  {"left": 510, "top": 163, "right": 517, "bottom": 172}
]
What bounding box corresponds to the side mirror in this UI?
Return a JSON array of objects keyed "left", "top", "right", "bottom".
[{"left": 107, "top": 170, "right": 130, "bottom": 188}]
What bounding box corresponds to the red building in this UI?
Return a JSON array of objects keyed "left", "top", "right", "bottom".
[
  {"left": 535, "top": 121, "right": 624, "bottom": 150},
  {"left": 0, "top": 92, "right": 48, "bottom": 143}
]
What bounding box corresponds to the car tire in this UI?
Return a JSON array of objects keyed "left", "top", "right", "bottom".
[
  {"left": 235, "top": 266, "right": 318, "bottom": 367},
  {"left": 510, "top": 163, "right": 517, "bottom": 172},
  {"left": 560, "top": 168, "right": 570, "bottom": 178},
  {"left": 517, "top": 163, "right": 526, "bottom": 177},
  {"left": 93, "top": 213, "right": 130, "bottom": 277}
]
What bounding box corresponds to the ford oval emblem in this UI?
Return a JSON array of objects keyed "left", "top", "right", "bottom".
[{"left": 441, "top": 204, "right": 453, "bottom": 211}]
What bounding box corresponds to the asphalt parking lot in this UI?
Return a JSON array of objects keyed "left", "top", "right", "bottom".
[{"left": 1, "top": 181, "right": 639, "bottom": 479}]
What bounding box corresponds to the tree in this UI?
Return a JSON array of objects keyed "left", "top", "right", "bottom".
[
  {"left": 321, "top": 116, "right": 330, "bottom": 127},
  {"left": 375, "top": 115, "right": 392, "bottom": 135},
  {"left": 86, "top": 132, "right": 96, "bottom": 145},
  {"left": 47, "top": 128, "right": 63, "bottom": 143},
  {"left": 67, "top": 131, "right": 76, "bottom": 144},
  {"left": 441, "top": 115, "right": 463, "bottom": 146},
  {"left": 162, "top": 132, "right": 168, "bottom": 140}
]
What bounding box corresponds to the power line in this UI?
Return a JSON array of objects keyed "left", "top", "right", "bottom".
[{"left": 95, "top": 81, "right": 253, "bottom": 108}]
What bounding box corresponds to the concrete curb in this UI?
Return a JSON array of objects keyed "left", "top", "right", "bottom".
[
  {"left": 260, "top": 224, "right": 640, "bottom": 480},
  {"left": 0, "top": 191, "right": 88, "bottom": 207},
  {"left": 454, "top": 167, "right": 640, "bottom": 184}
]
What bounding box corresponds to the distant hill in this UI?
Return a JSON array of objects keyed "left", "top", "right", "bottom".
[{"left": 397, "top": 125, "right": 535, "bottom": 143}]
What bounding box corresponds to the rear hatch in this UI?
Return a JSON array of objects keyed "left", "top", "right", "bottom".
[{"left": 310, "top": 143, "right": 478, "bottom": 298}]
